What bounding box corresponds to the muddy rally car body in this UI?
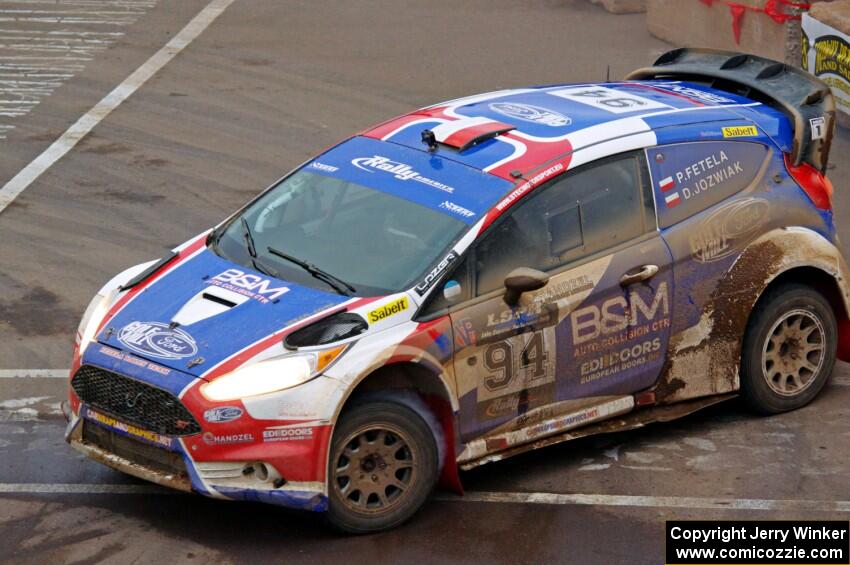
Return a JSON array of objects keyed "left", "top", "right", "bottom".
[{"left": 66, "top": 49, "right": 850, "bottom": 532}]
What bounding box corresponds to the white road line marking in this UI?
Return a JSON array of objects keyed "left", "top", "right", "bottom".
[
  {"left": 438, "top": 491, "right": 850, "bottom": 512},
  {"left": 0, "top": 369, "right": 67, "bottom": 378},
  {"left": 832, "top": 374, "right": 850, "bottom": 387},
  {"left": 0, "top": 483, "right": 172, "bottom": 494},
  {"left": 2, "top": 484, "right": 849, "bottom": 512},
  {"left": 0, "top": 0, "right": 234, "bottom": 213}
]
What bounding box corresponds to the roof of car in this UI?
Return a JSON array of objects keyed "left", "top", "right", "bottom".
[{"left": 362, "top": 80, "right": 791, "bottom": 181}]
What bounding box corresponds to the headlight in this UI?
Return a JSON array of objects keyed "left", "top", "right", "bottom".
[
  {"left": 200, "top": 345, "right": 347, "bottom": 402},
  {"left": 77, "top": 290, "right": 115, "bottom": 355}
]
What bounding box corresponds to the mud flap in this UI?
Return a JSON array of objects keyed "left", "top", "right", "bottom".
[{"left": 838, "top": 315, "right": 850, "bottom": 362}]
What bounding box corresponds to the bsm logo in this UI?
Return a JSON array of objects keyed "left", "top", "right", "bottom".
[
  {"left": 211, "top": 269, "right": 289, "bottom": 301},
  {"left": 571, "top": 282, "right": 670, "bottom": 345}
]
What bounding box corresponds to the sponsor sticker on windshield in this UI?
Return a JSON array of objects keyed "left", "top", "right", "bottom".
[
  {"left": 351, "top": 155, "right": 455, "bottom": 193},
  {"left": 302, "top": 136, "right": 513, "bottom": 225}
]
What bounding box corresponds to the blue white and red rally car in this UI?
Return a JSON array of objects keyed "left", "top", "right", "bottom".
[{"left": 66, "top": 49, "right": 850, "bottom": 532}]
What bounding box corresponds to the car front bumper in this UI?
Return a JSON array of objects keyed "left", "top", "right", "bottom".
[{"left": 65, "top": 346, "right": 332, "bottom": 512}]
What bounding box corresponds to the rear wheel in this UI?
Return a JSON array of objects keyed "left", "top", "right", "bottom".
[
  {"left": 741, "top": 283, "right": 837, "bottom": 414},
  {"left": 327, "top": 400, "right": 438, "bottom": 533}
]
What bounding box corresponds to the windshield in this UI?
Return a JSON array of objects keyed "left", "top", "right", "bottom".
[{"left": 212, "top": 170, "right": 469, "bottom": 295}]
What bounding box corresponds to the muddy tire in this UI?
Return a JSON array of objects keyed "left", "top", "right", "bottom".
[
  {"left": 327, "top": 400, "right": 438, "bottom": 534},
  {"left": 740, "top": 283, "right": 837, "bottom": 414}
]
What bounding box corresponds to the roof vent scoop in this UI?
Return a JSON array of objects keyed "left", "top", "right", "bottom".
[
  {"left": 424, "top": 117, "right": 515, "bottom": 152},
  {"left": 171, "top": 287, "right": 249, "bottom": 326}
]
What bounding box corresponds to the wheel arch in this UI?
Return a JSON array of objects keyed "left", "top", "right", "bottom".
[
  {"left": 330, "top": 361, "right": 463, "bottom": 494},
  {"left": 756, "top": 264, "right": 850, "bottom": 362}
]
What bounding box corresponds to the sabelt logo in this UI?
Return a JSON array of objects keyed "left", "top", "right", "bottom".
[
  {"left": 721, "top": 125, "right": 758, "bottom": 138},
  {"left": 351, "top": 155, "right": 455, "bottom": 193},
  {"left": 117, "top": 321, "right": 198, "bottom": 360},
  {"left": 489, "top": 102, "right": 571, "bottom": 127},
  {"left": 415, "top": 251, "right": 457, "bottom": 296},
  {"left": 368, "top": 296, "right": 409, "bottom": 324},
  {"left": 262, "top": 426, "right": 314, "bottom": 442}
]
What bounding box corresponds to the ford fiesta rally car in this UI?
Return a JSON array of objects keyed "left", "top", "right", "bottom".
[{"left": 66, "top": 49, "right": 850, "bottom": 533}]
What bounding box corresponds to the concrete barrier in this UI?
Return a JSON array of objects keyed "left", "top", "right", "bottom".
[
  {"left": 647, "top": 0, "right": 817, "bottom": 64},
  {"left": 590, "top": 0, "right": 647, "bottom": 13}
]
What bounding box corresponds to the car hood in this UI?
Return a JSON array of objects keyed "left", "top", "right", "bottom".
[{"left": 93, "top": 248, "right": 352, "bottom": 378}]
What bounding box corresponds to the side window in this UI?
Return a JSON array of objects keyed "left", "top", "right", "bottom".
[
  {"left": 646, "top": 141, "right": 770, "bottom": 228},
  {"left": 475, "top": 153, "right": 652, "bottom": 295}
]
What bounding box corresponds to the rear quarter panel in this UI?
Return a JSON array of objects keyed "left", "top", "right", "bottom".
[{"left": 654, "top": 137, "right": 850, "bottom": 402}]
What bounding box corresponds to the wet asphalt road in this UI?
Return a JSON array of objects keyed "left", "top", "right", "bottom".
[{"left": 1, "top": 1, "right": 850, "bottom": 563}]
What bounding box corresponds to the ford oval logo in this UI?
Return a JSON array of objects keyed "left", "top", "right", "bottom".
[
  {"left": 117, "top": 321, "right": 198, "bottom": 360},
  {"left": 204, "top": 406, "right": 244, "bottom": 423},
  {"left": 489, "top": 102, "right": 572, "bottom": 127}
]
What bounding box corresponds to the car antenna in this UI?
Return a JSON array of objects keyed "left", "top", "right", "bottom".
[
  {"left": 606, "top": 65, "right": 610, "bottom": 82},
  {"left": 421, "top": 129, "right": 438, "bottom": 152}
]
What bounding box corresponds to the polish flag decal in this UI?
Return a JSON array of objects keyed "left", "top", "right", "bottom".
[
  {"left": 658, "top": 176, "right": 675, "bottom": 192},
  {"left": 664, "top": 192, "right": 681, "bottom": 208}
]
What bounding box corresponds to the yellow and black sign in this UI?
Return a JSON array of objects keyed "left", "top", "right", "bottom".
[
  {"left": 367, "top": 296, "right": 409, "bottom": 324},
  {"left": 721, "top": 125, "right": 758, "bottom": 138},
  {"left": 86, "top": 408, "right": 172, "bottom": 448}
]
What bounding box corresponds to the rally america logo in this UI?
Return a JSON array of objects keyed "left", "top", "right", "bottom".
[
  {"left": 489, "top": 102, "right": 571, "bottom": 127},
  {"left": 117, "top": 321, "right": 199, "bottom": 360},
  {"left": 351, "top": 156, "right": 454, "bottom": 193}
]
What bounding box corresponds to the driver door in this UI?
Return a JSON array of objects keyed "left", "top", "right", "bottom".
[{"left": 445, "top": 151, "right": 674, "bottom": 443}]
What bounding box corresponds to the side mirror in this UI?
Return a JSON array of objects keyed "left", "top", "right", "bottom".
[{"left": 504, "top": 268, "right": 549, "bottom": 306}]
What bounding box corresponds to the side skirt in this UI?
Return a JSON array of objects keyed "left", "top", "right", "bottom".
[{"left": 458, "top": 394, "right": 736, "bottom": 471}]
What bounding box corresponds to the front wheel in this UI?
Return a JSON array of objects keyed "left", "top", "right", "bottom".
[
  {"left": 327, "top": 399, "right": 438, "bottom": 533},
  {"left": 740, "top": 283, "right": 837, "bottom": 414}
]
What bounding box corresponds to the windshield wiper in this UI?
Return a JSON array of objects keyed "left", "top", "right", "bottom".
[
  {"left": 240, "top": 217, "right": 278, "bottom": 278},
  {"left": 267, "top": 246, "right": 356, "bottom": 296}
]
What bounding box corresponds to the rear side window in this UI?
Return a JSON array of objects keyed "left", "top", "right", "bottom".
[
  {"left": 647, "top": 141, "right": 769, "bottom": 228},
  {"left": 474, "top": 152, "right": 653, "bottom": 295}
]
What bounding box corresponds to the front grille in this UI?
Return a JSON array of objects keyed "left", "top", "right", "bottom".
[
  {"left": 83, "top": 421, "right": 188, "bottom": 478},
  {"left": 72, "top": 365, "right": 201, "bottom": 436}
]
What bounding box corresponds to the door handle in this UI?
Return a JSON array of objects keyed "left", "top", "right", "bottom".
[{"left": 620, "top": 264, "right": 659, "bottom": 287}]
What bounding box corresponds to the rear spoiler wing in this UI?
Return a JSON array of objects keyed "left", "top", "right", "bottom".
[{"left": 626, "top": 48, "right": 835, "bottom": 173}]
